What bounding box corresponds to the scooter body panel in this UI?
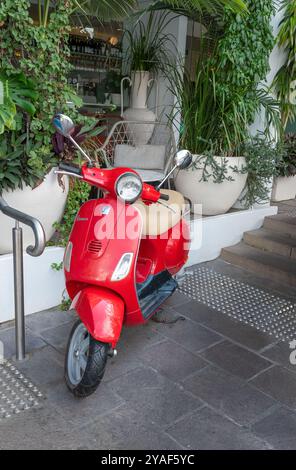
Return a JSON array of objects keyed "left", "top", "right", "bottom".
[
  {"left": 71, "top": 286, "right": 124, "bottom": 348},
  {"left": 137, "top": 219, "right": 190, "bottom": 278},
  {"left": 65, "top": 187, "right": 191, "bottom": 333},
  {"left": 65, "top": 195, "right": 143, "bottom": 329}
]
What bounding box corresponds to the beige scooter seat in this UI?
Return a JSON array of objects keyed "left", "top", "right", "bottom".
[{"left": 133, "top": 189, "right": 185, "bottom": 236}]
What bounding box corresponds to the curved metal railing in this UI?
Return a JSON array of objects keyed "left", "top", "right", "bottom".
[{"left": 0, "top": 196, "right": 45, "bottom": 257}]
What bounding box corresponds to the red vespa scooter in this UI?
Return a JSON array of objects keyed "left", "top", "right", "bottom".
[{"left": 53, "top": 114, "right": 192, "bottom": 397}]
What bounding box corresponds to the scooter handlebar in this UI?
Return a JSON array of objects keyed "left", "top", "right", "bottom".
[
  {"left": 141, "top": 183, "right": 170, "bottom": 203},
  {"left": 58, "top": 162, "right": 82, "bottom": 176}
]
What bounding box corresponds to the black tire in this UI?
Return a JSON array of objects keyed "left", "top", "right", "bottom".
[{"left": 65, "top": 320, "right": 109, "bottom": 398}]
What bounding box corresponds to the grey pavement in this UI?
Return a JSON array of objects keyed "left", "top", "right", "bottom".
[{"left": 0, "top": 260, "right": 296, "bottom": 450}]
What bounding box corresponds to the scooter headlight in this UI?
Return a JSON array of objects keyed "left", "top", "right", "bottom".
[{"left": 115, "top": 172, "right": 142, "bottom": 203}]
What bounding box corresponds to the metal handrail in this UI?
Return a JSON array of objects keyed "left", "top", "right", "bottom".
[
  {"left": 0, "top": 196, "right": 45, "bottom": 257},
  {"left": 0, "top": 195, "right": 46, "bottom": 360}
]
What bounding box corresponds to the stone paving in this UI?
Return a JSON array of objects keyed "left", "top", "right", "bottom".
[{"left": 0, "top": 260, "right": 296, "bottom": 450}]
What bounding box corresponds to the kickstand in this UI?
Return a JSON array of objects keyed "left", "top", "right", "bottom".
[{"left": 151, "top": 308, "right": 185, "bottom": 324}]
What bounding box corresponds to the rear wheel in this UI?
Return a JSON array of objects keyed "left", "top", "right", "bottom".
[{"left": 65, "top": 320, "right": 109, "bottom": 398}]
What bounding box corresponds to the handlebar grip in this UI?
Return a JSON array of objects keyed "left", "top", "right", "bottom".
[
  {"left": 159, "top": 193, "right": 170, "bottom": 201},
  {"left": 59, "top": 162, "right": 81, "bottom": 175}
]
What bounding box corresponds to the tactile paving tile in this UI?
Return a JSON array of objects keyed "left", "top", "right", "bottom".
[
  {"left": 179, "top": 266, "right": 296, "bottom": 342},
  {"left": 0, "top": 359, "right": 43, "bottom": 421},
  {"left": 278, "top": 208, "right": 296, "bottom": 217}
]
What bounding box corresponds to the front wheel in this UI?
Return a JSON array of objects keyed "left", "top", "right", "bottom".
[{"left": 65, "top": 320, "right": 109, "bottom": 398}]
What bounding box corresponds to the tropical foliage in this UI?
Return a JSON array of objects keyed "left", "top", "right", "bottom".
[
  {"left": 74, "top": 0, "right": 247, "bottom": 22},
  {"left": 0, "top": 0, "right": 92, "bottom": 192},
  {"left": 168, "top": 56, "right": 280, "bottom": 156},
  {"left": 169, "top": 0, "right": 279, "bottom": 154},
  {"left": 272, "top": 0, "right": 296, "bottom": 128},
  {"left": 74, "top": 0, "right": 138, "bottom": 21},
  {"left": 0, "top": 79, "right": 15, "bottom": 134},
  {"left": 0, "top": 72, "right": 37, "bottom": 134},
  {"left": 211, "top": 0, "right": 278, "bottom": 140},
  {"left": 145, "top": 0, "right": 247, "bottom": 19},
  {"left": 124, "top": 12, "right": 176, "bottom": 73}
]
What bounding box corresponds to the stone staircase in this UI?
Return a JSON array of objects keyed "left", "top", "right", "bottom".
[{"left": 221, "top": 212, "right": 296, "bottom": 288}]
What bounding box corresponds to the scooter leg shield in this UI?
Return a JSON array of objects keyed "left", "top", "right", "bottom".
[{"left": 71, "top": 287, "right": 124, "bottom": 348}]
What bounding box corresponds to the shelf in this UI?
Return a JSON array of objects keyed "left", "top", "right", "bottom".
[
  {"left": 71, "top": 67, "right": 121, "bottom": 73},
  {"left": 70, "top": 52, "right": 122, "bottom": 61},
  {"left": 82, "top": 102, "right": 117, "bottom": 109}
]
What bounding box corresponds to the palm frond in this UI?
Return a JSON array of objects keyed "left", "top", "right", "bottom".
[
  {"left": 124, "top": 11, "right": 176, "bottom": 73},
  {"left": 146, "top": 0, "right": 247, "bottom": 20},
  {"left": 272, "top": 0, "right": 296, "bottom": 128},
  {"left": 74, "top": 0, "right": 137, "bottom": 21}
]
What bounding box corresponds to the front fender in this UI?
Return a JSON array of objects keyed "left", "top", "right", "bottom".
[{"left": 71, "top": 287, "right": 124, "bottom": 348}]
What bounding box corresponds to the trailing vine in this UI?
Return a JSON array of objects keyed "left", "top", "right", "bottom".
[
  {"left": 214, "top": 0, "right": 275, "bottom": 89},
  {"left": 52, "top": 179, "right": 90, "bottom": 247},
  {"left": 238, "top": 137, "right": 285, "bottom": 207},
  {"left": 211, "top": 0, "right": 278, "bottom": 148}
]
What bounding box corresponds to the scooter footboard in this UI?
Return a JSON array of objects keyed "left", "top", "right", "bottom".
[{"left": 71, "top": 287, "right": 124, "bottom": 348}]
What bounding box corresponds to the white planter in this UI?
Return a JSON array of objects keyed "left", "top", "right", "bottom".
[
  {"left": 123, "top": 71, "right": 156, "bottom": 145},
  {"left": 175, "top": 155, "right": 248, "bottom": 216},
  {"left": 131, "top": 70, "right": 151, "bottom": 108},
  {"left": 0, "top": 169, "right": 69, "bottom": 254},
  {"left": 271, "top": 175, "right": 296, "bottom": 202}
]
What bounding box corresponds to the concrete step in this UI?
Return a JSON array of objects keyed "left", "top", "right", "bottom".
[
  {"left": 244, "top": 228, "right": 296, "bottom": 259},
  {"left": 264, "top": 214, "right": 296, "bottom": 238},
  {"left": 221, "top": 243, "right": 296, "bottom": 288},
  {"left": 275, "top": 199, "right": 296, "bottom": 207}
]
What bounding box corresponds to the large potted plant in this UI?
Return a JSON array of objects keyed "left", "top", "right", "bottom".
[
  {"left": 0, "top": 68, "right": 70, "bottom": 254},
  {"left": 0, "top": 2, "right": 78, "bottom": 253},
  {"left": 170, "top": 59, "right": 248, "bottom": 215},
  {"left": 171, "top": 0, "right": 280, "bottom": 215},
  {"left": 272, "top": 134, "right": 296, "bottom": 202},
  {"left": 123, "top": 12, "right": 175, "bottom": 142}
]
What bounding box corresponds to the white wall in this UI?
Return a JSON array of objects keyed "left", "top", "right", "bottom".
[{"left": 0, "top": 247, "right": 65, "bottom": 324}]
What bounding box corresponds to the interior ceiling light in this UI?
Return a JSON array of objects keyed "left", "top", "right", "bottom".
[{"left": 109, "top": 36, "right": 119, "bottom": 46}]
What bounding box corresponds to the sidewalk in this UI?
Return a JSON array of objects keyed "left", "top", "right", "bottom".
[{"left": 0, "top": 259, "right": 296, "bottom": 449}]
